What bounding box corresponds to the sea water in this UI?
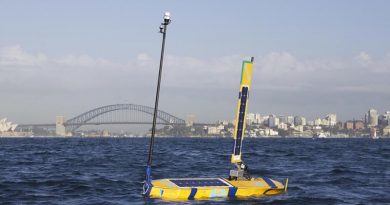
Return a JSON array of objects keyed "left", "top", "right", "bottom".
[{"left": 0, "top": 137, "right": 389, "bottom": 204}]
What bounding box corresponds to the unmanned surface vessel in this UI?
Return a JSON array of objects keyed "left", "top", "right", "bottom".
[{"left": 143, "top": 12, "right": 287, "bottom": 200}]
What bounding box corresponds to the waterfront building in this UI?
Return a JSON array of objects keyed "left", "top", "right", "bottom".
[
  {"left": 383, "top": 126, "right": 390, "bottom": 136},
  {"left": 278, "top": 122, "right": 288, "bottom": 130},
  {"left": 287, "top": 116, "right": 294, "bottom": 125},
  {"left": 207, "top": 126, "right": 219, "bottom": 135},
  {"left": 345, "top": 121, "right": 354, "bottom": 130},
  {"left": 246, "top": 113, "right": 255, "bottom": 125},
  {"left": 268, "top": 115, "right": 279, "bottom": 128},
  {"left": 336, "top": 121, "right": 344, "bottom": 129},
  {"left": 294, "top": 125, "right": 304, "bottom": 132},
  {"left": 186, "top": 114, "right": 196, "bottom": 127},
  {"left": 228, "top": 127, "right": 235, "bottom": 135},
  {"left": 354, "top": 120, "right": 365, "bottom": 130},
  {"left": 321, "top": 119, "right": 329, "bottom": 126},
  {"left": 314, "top": 118, "right": 322, "bottom": 126},
  {"left": 217, "top": 120, "right": 229, "bottom": 126},
  {"left": 262, "top": 115, "right": 270, "bottom": 126},
  {"left": 279, "top": 116, "right": 287, "bottom": 124},
  {"left": 255, "top": 113, "right": 261, "bottom": 124},
  {"left": 367, "top": 109, "right": 378, "bottom": 127},
  {"left": 294, "top": 116, "right": 306, "bottom": 126},
  {"left": 0, "top": 118, "right": 18, "bottom": 132},
  {"left": 325, "top": 114, "right": 337, "bottom": 126},
  {"left": 378, "top": 113, "right": 390, "bottom": 127}
]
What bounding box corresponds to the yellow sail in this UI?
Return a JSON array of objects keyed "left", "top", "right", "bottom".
[{"left": 231, "top": 59, "right": 254, "bottom": 163}]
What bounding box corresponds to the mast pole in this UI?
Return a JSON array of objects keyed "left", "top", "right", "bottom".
[{"left": 143, "top": 12, "right": 171, "bottom": 196}]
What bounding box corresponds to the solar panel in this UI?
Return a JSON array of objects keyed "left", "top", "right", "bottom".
[
  {"left": 234, "top": 86, "right": 248, "bottom": 156},
  {"left": 170, "top": 179, "right": 231, "bottom": 187}
]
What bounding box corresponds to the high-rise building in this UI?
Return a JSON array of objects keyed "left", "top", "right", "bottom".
[
  {"left": 255, "top": 113, "right": 261, "bottom": 124},
  {"left": 279, "top": 115, "right": 287, "bottom": 124},
  {"left": 287, "top": 116, "right": 294, "bottom": 125},
  {"left": 367, "top": 109, "right": 378, "bottom": 127},
  {"left": 314, "top": 118, "right": 322, "bottom": 126},
  {"left": 386, "top": 111, "right": 390, "bottom": 126},
  {"left": 379, "top": 111, "right": 390, "bottom": 126},
  {"left": 186, "top": 114, "right": 196, "bottom": 127},
  {"left": 268, "top": 115, "right": 279, "bottom": 128},
  {"left": 261, "top": 115, "right": 269, "bottom": 126},
  {"left": 294, "top": 116, "right": 306, "bottom": 126},
  {"left": 56, "top": 115, "right": 67, "bottom": 136},
  {"left": 325, "top": 114, "right": 337, "bottom": 126}
]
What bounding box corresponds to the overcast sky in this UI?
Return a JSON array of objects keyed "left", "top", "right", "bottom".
[{"left": 0, "top": 0, "right": 389, "bottom": 124}]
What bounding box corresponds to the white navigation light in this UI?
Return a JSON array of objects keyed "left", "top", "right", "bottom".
[{"left": 164, "top": 11, "right": 171, "bottom": 20}]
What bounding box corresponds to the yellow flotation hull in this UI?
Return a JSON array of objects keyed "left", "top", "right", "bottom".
[{"left": 149, "top": 177, "right": 287, "bottom": 200}]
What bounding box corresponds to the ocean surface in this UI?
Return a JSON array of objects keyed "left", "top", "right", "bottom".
[{"left": 0, "top": 137, "right": 389, "bottom": 205}]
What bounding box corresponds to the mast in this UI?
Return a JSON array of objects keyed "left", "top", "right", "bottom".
[
  {"left": 143, "top": 12, "right": 171, "bottom": 196},
  {"left": 229, "top": 57, "right": 254, "bottom": 180}
]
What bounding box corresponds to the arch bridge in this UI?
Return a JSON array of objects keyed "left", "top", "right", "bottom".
[{"left": 62, "top": 104, "right": 186, "bottom": 132}]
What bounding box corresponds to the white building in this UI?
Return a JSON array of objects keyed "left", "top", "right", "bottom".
[
  {"left": 294, "top": 125, "right": 304, "bottom": 132},
  {"left": 207, "top": 125, "right": 225, "bottom": 135},
  {"left": 287, "top": 116, "right": 294, "bottom": 125},
  {"left": 0, "top": 118, "right": 18, "bottom": 132},
  {"left": 314, "top": 118, "right": 322, "bottom": 126},
  {"left": 246, "top": 113, "right": 255, "bottom": 125},
  {"left": 368, "top": 109, "right": 378, "bottom": 127},
  {"left": 325, "top": 114, "right": 337, "bottom": 126},
  {"left": 321, "top": 119, "right": 329, "bottom": 126},
  {"left": 294, "top": 116, "right": 306, "bottom": 126},
  {"left": 278, "top": 122, "right": 288, "bottom": 130}
]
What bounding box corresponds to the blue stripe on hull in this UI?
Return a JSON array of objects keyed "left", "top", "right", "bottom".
[
  {"left": 263, "top": 177, "right": 277, "bottom": 188},
  {"left": 188, "top": 188, "right": 197, "bottom": 200},
  {"left": 228, "top": 187, "right": 237, "bottom": 198}
]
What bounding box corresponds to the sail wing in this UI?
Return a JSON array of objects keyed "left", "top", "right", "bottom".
[{"left": 231, "top": 60, "right": 253, "bottom": 163}]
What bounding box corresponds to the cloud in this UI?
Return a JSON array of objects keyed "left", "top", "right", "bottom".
[
  {"left": 353, "top": 51, "right": 390, "bottom": 73},
  {"left": 1, "top": 45, "right": 389, "bottom": 123},
  {"left": 0, "top": 45, "right": 47, "bottom": 66},
  {"left": 1, "top": 45, "right": 389, "bottom": 96},
  {"left": 355, "top": 51, "right": 372, "bottom": 66},
  {"left": 54, "top": 54, "right": 117, "bottom": 67}
]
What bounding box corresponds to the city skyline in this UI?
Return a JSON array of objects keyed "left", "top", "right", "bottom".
[{"left": 1, "top": 1, "right": 390, "bottom": 124}]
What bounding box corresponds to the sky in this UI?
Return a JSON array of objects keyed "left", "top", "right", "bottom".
[{"left": 0, "top": 0, "right": 389, "bottom": 125}]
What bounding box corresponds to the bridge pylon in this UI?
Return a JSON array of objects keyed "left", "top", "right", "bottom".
[{"left": 56, "top": 116, "right": 71, "bottom": 136}]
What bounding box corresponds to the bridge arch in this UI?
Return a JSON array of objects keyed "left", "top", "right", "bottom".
[{"left": 64, "top": 104, "right": 185, "bottom": 131}]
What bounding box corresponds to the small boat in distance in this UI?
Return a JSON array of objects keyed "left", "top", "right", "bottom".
[
  {"left": 370, "top": 127, "right": 379, "bottom": 139},
  {"left": 313, "top": 131, "right": 329, "bottom": 139}
]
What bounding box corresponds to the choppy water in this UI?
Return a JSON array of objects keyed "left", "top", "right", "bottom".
[{"left": 0, "top": 137, "right": 389, "bottom": 204}]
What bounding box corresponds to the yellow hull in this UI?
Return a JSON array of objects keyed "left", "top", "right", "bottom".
[{"left": 149, "top": 177, "right": 286, "bottom": 200}]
